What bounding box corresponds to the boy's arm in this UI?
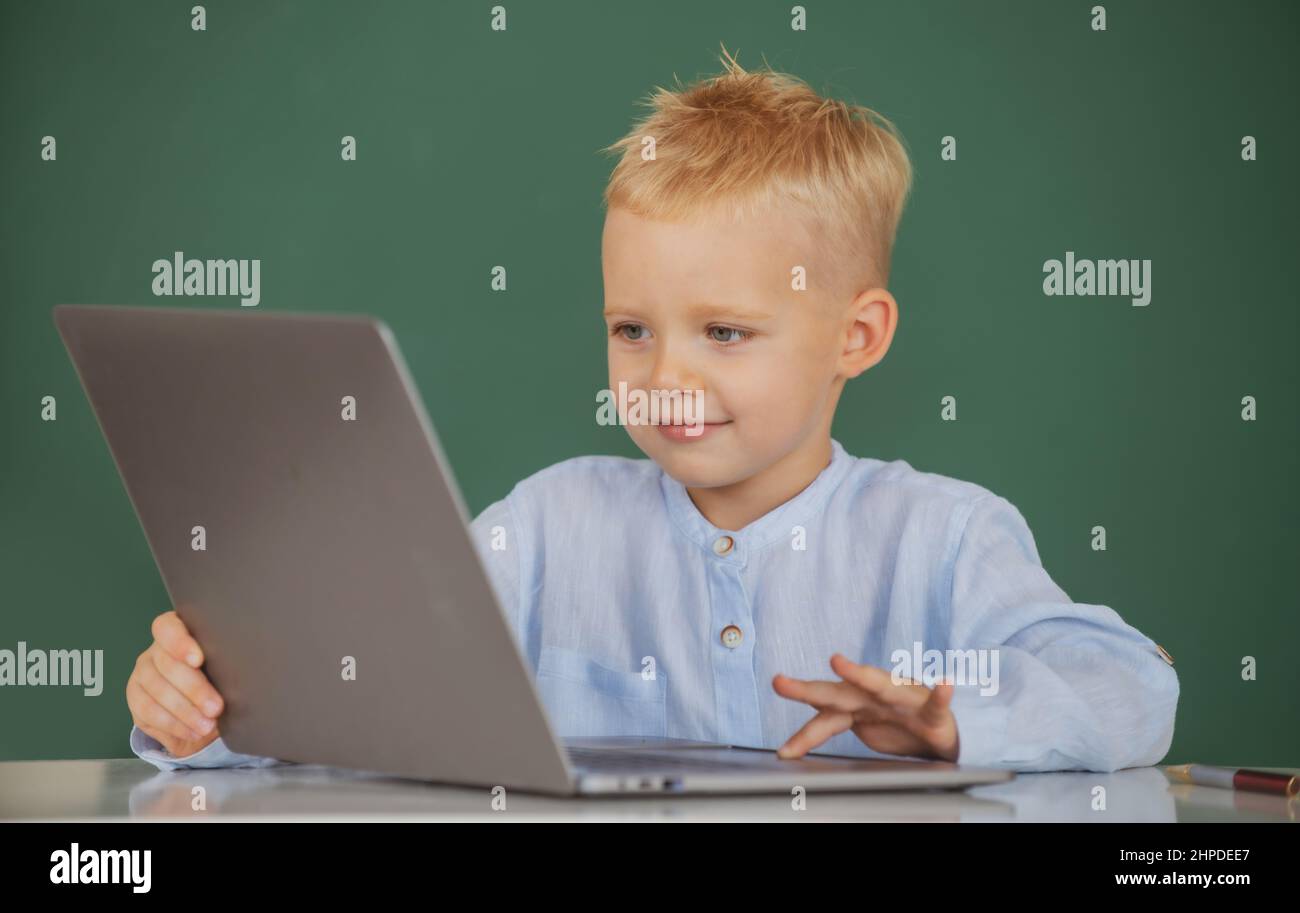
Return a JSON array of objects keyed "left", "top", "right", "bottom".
[{"left": 942, "top": 495, "right": 1179, "bottom": 773}]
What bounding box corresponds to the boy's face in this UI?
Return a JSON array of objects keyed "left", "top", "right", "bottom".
[{"left": 601, "top": 205, "right": 888, "bottom": 490}]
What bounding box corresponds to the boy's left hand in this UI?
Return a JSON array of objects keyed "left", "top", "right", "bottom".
[{"left": 773, "top": 653, "right": 960, "bottom": 762}]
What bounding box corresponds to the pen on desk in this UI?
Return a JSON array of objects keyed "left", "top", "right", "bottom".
[{"left": 1165, "top": 764, "right": 1299, "bottom": 797}]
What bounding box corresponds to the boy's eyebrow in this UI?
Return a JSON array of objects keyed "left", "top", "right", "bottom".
[
  {"left": 603, "top": 302, "right": 775, "bottom": 321},
  {"left": 684, "top": 301, "right": 776, "bottom": 321}
]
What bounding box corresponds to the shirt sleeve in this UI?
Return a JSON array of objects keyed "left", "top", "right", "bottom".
[
  {"left": 942, "top": 494, "right": 1179, "bottom": 773},
  {"left": 129, "top": 724, "right": 292, "bottom": 772}
]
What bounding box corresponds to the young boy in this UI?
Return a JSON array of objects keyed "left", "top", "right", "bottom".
[{"left": 125, "top": 50, "right": 1178, "bottom": 775}]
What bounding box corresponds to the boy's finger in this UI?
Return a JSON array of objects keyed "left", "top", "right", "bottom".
[
  {"left": 777, "top": 709, "right": 853, "bottom": 759},
  {"left": 830, "top": 654, "right": 930, "bottom": 710},
  {"left": 152, "top": 646, "right": 223, "bottom": 718},
  {"left": 849, "top": 701, "right": 894, "bottom": 727},
  {"left": 917, "top": 682, "right": 955, "bottom": 726},
  {"left": 128, "top": 678, "right": 207, "bottom": 744},
  {"left": 135, "top": 660, "right": 215, "bottom": 739},
  {"left": 152, "top": 610, "right": 203, "bottom": 668},
  {"left": 851, "top": 720, "right": 931, "bottom": 758},
  {"left": 771, "top": 674, "right": 873, "bottom": 713}
]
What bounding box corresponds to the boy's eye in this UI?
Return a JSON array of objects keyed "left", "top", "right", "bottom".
[
  {"left": 707, "top": 325, "right": 754, "bottom": 345},
  {"left": 614, "top": 323, "right": 648, "bottom": 341}
]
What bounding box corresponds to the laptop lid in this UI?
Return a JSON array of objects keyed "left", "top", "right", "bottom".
[{"left": 54, "top": 304, "right": 575, "bottom": 794}]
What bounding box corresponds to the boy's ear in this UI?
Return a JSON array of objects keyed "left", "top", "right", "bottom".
[{"left": 837, "top": 288, "right": 897, "bottom": 379}]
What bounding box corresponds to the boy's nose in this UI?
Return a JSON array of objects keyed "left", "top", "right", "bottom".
[{"left": 648, "top": 348, "right": 701, "bottom": 397}]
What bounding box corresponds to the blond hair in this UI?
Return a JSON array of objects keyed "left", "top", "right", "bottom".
[{"left": 600, "top": 45, "right": 913, "bottom": 295}]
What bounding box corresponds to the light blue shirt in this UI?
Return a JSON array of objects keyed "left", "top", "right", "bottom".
[{"left": 130, "top": 438, "right": 1179, "bottom": 773}]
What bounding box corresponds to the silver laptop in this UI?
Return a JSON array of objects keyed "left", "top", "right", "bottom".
[{"left": 54, "top": 304, "right": 1014, "bottom": 796}]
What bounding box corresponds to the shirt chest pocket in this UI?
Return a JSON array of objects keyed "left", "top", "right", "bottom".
[{"left": 534, "top": 645, "right": 668, "bottom": 739}]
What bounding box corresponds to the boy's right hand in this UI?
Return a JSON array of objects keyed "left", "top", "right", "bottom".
[{"left": 126, "top": 609, "right": 225, "bottom": 758}]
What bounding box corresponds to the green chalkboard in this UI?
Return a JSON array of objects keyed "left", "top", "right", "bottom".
[{"left": 1, "top": 0, "right": 1296, "bottom": 766}]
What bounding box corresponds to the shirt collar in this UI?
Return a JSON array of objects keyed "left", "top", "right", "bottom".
[{"left": 658, "top": 438, "right": 854, "bottom": 566}]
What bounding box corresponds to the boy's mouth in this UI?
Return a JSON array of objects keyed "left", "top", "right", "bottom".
[{"left": 655, "top": 420, "right": 731, "bottom": 442}]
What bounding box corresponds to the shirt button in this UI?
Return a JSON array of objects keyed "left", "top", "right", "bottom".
[
  {"left": 713, "top": 535, "right": 734, "bottom": 556},
  {"left": 720, "top": 624, "right": 743, "bottom": 648}
]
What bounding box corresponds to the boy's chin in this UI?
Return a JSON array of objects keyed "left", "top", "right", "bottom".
[{"left": 636, "top": 438, "right": 753, "bottom": 489}]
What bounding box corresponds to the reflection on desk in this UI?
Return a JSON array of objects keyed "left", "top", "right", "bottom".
[{"left": 0, "top": 760, "right": 1296, "bottom": 822}]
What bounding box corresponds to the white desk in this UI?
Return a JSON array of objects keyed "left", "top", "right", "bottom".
[{"left": 1, "top": 759, "right": 1296, "bottom": 822}]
